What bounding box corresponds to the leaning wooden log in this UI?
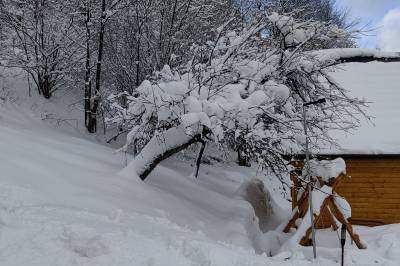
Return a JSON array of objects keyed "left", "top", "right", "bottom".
[
  {"left": 299, "top": 196, "right": 331, "bottom": 246},
  {"left": 283, "top": 188, "right": 309, "bottom": 233},
  {"left": 328, "top": 197, "right": 366, "bottom": 249}
]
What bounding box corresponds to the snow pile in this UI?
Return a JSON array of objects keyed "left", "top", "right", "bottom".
[
  {"left": 308, "top": 158, "right": 346, "bottom": 181},
  {"left": 237, "top": 178, "right": 282, "bottom": 233}
]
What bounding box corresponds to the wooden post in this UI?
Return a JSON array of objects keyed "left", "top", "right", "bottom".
[{"left": 290, "top": 170, "right": 299, "bottom": 210}]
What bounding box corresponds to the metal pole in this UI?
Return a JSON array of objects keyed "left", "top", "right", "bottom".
[
  {"left": 341, "top": 246, "right": 344, "bottom": 266},
  {"left": 303, "top": 105, "right": 317, "bottom": 259},
  {"left": 341, "top": 224, "right": 347, "bottom": 266}
]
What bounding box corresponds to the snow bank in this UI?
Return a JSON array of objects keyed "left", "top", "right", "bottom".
[
  {"left": 237, "top": 178, "right": 281, "bottom": 233},
  {"left": 0, "top": 100, "right": 279, "bottom": 264}
]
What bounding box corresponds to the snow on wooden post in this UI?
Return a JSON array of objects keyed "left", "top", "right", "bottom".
[{"left": 284, "top": 158, "right": 366, "bottom": 250}]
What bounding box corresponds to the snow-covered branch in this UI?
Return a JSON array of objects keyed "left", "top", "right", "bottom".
[{"left": 125, "top": 124, "right": 204, "bottom": 180}]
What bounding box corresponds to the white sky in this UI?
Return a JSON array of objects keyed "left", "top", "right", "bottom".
[{"left": 336, "top": 0, "right": 400, "bottom": 51}]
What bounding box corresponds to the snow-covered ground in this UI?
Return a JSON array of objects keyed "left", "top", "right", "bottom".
[{"left": 2, "top": 69, "right": 400, "bottom": 265}]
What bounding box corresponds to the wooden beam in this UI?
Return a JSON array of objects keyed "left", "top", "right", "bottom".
[
  {"left": 328, "top": 199, "right": 366, "bottom": 249},
  {"left": 283, "top": 189, "right": 309, "bottom": 233}
]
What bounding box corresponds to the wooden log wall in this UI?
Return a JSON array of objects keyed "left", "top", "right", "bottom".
[{"left": 336, "top": 158, "right": 400, "bottom": 226}]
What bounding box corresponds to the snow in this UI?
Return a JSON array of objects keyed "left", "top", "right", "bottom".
[
  {"left": 325, "top": 61, "right": 400, "bottom": 154},
  {"left": 308, "top": 158, "right": 346, "bottom": 181},
  {"left": 0, "top": 102, "right": 266, "bottom": 265},
  {"left": 315, "top": 48, "right": 400, "bottom": 63},
  {"left": 264, "top": 80, "right": 290, "bottom": 102},
  {"left": 184, "top": 95, "right": 202, "bottom": 113},
  {"left": 335, "top": 194, "right": 352, "bottom": 219},
  {"left": 180, "top": 112, "right": 211, "bottom": 128}
]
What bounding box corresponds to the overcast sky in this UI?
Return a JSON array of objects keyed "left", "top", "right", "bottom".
[{"left": 336, "top": 0, "right": 400, "bottom": 51}]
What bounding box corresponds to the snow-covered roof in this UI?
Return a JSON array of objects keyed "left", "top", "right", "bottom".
[{"left": 325, "top": 61, "right": 400, "bottom": 154}]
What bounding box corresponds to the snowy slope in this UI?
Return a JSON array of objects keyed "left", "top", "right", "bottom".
[
  {"left": 0, "top": 103, "right": 264, "bottom": 265},
  {"left": 327, "top": 62, "right": 400, "bottom": 154},
  {"left": 0, "top": 101, "right": 294, "bottom": 265}
]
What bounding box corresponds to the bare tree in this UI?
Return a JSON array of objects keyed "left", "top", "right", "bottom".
[
  {"left": 103, "top": 0, "right": 238, "bottom": 96},
  {"left": 82, "top": 0, "right": 125, "bottom": 133},
  {"left": 83, "top": 0, "right": 93, "bottom": 130},
  {"left": 0, "top": 0, "right": 83, "bottom": 98}
]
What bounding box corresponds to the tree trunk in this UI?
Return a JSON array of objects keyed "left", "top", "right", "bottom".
[
  {"left": 125, "top": 125, "right": 203, "bottom": 181},
  {"left": 42, "top": 71, "right": 51, "bottom": 98},
  {"left": 37, "top": 72, "right": 51, "bottom": 99},
  {"left": 194, "top": 140, "right": 206, "bottom": 178},
  {"left": 238, "top": 149, "right": 251, "bottom": 167},
  {"left": 135, "top": 6, "right": 141, "bottom": 88},
  {"left": 84, "top": 0, "right": 92, "bottom": 129},
  {"left": 88, "top": 0, "right": 106, "bottom": 133}
]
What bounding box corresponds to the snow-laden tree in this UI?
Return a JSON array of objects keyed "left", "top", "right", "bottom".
[
  {"left": 240, "top": 0, "right": 357, "bottom": 49},
  {"left": 107, "top": 12, "right": 400, "bottom": 181}
]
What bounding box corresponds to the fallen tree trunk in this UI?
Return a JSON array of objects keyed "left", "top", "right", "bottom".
[{"left": 195, "top": 140, "right": 206, "bottom": 178}]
